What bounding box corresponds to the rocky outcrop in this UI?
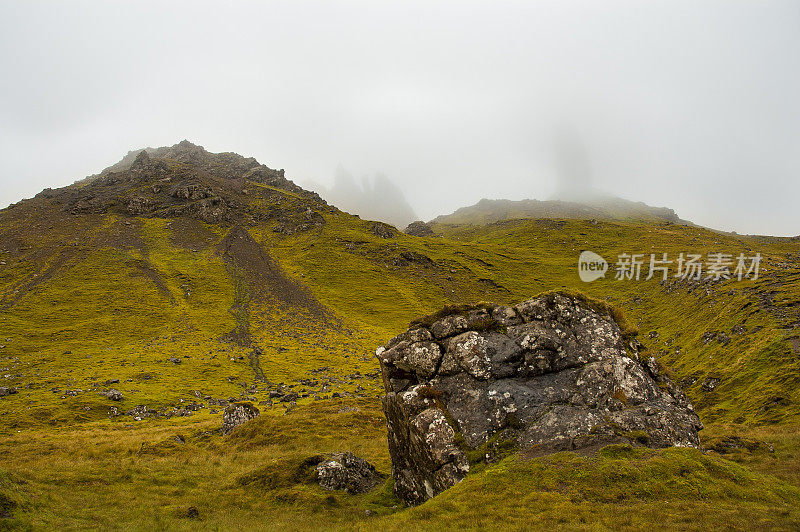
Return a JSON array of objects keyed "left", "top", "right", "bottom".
[
  {"left": 369, "top": 222, "right": 397, "bottom": 239},
  {"left": 404, "top": 221, "right": 435, "bottom": 237},
  {"left": 221, "top": 401, "right": 260, "bottom": 434},
  {"left": 88, "top": 141, "right": 302, "bottom": 194},
  {"left": 47, "top": 140, "right": 331, "bottom": 228},
  {"left": 128, "top": 149, "right": 169, "bottom": 177},
  {"left": 315, "top": 452, "right": 384, "bottom": 494},
  {"left": 377, "top": 292, "right": 702, "bottom": 505},
  {"left": 272, "top": 207, "right": 325, "bottom": 235},
  {"left": 171, "top": 181, "right": 215, "bottom": 201}
]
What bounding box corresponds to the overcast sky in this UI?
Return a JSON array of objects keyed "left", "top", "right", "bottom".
[{"left": 1, "top": 1, "right": 798, "bottom": 235}]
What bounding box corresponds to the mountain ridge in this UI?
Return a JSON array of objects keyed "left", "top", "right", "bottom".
[
  {"left": 432, "top": 196, "right": 690, "bottom": 226},
  {"left": 17, "top": 140, "right": 333, "bottom": 232}
]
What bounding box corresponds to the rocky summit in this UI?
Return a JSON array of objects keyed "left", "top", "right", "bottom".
[
  {"left": 31, "top": 140, "right": 331, "bottom": 232},
  {"left": 377, "top": 292, "right": 703, "bottom": 505}
]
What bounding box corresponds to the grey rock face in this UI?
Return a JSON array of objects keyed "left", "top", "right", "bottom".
[
  {"left": 221, "top": 402, "right": 260, "bottom": 434},
  {"left": 0, "top": 387, "right": 17, "bottom": 397},
  {"left": 377, "top": 292, "right": 702, "bottom": 505},
  {"left": 171, "top": 181, "right": 214, "bottom": 201},
  {"left": 315, "top": 452, "right": 384, "bottom": 494}
]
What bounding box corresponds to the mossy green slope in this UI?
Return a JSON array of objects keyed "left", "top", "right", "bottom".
[
  {"left": 1, "top": 150, "right": 799, "bottom": 528},
  {"left": 371, "top": 446, "right": 800, "bottom": 531}
]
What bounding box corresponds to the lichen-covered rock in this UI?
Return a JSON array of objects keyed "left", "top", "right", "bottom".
[
  {"left": 221, "top": 401, "right": 260, "bottom": 434},
  {"left": 382, "top": 385, "right": 470, "bottom": 505},
  {"left": 377, "top": 292, "right": 702, "bottom": 505},
  {"left": 315, "top": 452, "right": 384, "bottom": 494},
  {"left": 430, "top": 314, "right": 469, "bottom": 339}
]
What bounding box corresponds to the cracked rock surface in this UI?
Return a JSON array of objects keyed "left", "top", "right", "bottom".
[{"left": 377, "top": 292, "right": 702, "bottom": 505}]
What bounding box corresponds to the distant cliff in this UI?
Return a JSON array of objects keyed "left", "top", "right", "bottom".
[{"left": 307, "top": 167, "right": 418, "bottom": 229}]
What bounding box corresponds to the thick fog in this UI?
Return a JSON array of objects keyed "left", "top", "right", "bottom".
[{"left": 1, "top": 1, "right": 798, "bottom": 235}]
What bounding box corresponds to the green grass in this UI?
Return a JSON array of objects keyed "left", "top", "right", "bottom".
[
  {"left": 0, "top": 399, "right": 395, "bottom": 530},
  {"left": 2, "top": 401, "right": 799, "bottom": 530},
  {"left": 370, "top": 447, "right": 800, "bottom": 531},
  {"left": 2, "top": 195, "right": 800, "bottom": 528}
]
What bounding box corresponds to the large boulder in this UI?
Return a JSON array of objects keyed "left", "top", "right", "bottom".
[{"left": 377, "top": 292, "right": 702, "bottom": 505}]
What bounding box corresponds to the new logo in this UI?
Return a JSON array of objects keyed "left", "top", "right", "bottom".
[{"left": 578, "top": 251, "right": 608, "bottom": 282}]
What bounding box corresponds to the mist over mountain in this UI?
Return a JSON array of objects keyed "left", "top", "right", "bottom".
[
  {"left": 550, "top": 127, "right": 599, "bottom": 203},
  {"left": 432, "top": 130, "right": 686, "bottom": 227},
  {"left": 304, "top": 167, "right": 418, "bottom": 229},
  {"left": 432, "top": 196, "right": 686, "bottom": 226}
]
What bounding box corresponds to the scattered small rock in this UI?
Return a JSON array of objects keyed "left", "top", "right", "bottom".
[
  {"left": 702, "top": 331, "right": 731, "bottom": 346},
  {"left": 731, "top": 324, "right": 747, "bottom": 335},
  {"left": 701, "top": 376, "right": 721, "bottom": 392},
  {"left": 280, "top": 392, "right": 299, "bottom": 403}
]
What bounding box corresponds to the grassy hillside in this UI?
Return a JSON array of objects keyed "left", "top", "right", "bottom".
[{"left": 1, "top": 146, "right": 799, "bottom": 528}]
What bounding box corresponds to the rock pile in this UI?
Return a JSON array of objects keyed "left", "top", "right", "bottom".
[{"left": 376, "top": 292, "right": 702, "bottom": 505}]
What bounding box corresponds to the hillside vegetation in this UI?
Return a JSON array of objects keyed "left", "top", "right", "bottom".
[{"left": 1, "top": 143, "right": 799, "bottom": 529}]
